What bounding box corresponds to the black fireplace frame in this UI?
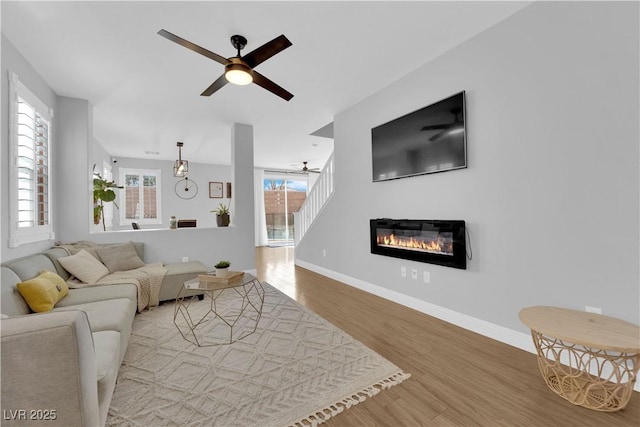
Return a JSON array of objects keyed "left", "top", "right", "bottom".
[{"left": 370, "top": 219, "right": 467, "bottom": 269}]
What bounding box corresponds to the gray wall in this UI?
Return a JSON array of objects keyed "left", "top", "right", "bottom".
[
  {"left": 1, "top": 35, "right": 58, "bottom": 260},
  {"left": 56, "top": 96, "right": 94, "bottom": 240},
  {"left": 296, "top": 1, "right": 640, "bottom": 334},
  {"left": 107, "top": 157, "right": 232, "bottom": 231},
  {"left": 88, "top": 121, "right": 233, "bottom": 232}
]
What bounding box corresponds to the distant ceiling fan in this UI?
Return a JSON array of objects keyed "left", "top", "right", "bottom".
[
  {"left": 158, "top": 29, "right": 293, "bottom": 101},
  {"left": 421, "top": 108, "right": 464, "bottom": 141},
  {"left": 301, "top": 161, "right": 320, "bottom": 173}
]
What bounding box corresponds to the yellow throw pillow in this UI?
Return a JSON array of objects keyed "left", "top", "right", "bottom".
[{"left": 16, "top": 271, "right": 69, "bottom": 313}]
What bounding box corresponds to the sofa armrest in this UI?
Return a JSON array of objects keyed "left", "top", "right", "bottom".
[{"left": 1, "top": 311, "right": 101, "bottom": 427}]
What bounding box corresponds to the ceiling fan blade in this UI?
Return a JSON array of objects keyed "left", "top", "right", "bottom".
[
  {"left": 242, "top": 35, "right": 292, "bottom": 68},
  {"left": 158, "top": 29, "right": 228, "bottom": 65},
  {"left": 252, "top": 71, "right": 294, "bottom": 101},
  {"left": 428, "top": 128, "right": 449, "bottom": 142},
  {"left": 421, "top": 124, "right": 448, "bottom": 131},
  {"left": 201, "top": 74, "right": 228, "bottom": 96}
]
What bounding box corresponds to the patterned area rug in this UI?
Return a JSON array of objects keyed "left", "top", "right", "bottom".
[{"left": 107, "top": 281, "right": 410, "bottom": 426}]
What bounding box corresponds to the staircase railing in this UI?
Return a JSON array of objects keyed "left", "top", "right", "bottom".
[{"left": 294, "top": 152, "right": 334, "bottom": 246}]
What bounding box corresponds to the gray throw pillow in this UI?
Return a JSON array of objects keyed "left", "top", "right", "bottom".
[{"left": 96, "top": 242, "right": 145, "bottom": 273}]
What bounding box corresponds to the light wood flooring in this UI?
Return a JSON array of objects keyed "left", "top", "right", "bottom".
[{"left": 256, "top": 246, "right": 640, "bottom": 427}]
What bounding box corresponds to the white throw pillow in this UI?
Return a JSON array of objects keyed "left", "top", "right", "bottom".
[{"left": 58, "top": 249, "right": 109, "bottom": 284}]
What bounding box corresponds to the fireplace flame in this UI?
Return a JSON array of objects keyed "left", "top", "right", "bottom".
[{"left": 377, "top": 233, "right": 453, "bottom": 256}]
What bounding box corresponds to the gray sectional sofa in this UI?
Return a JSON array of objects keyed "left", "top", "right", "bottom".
[{"left": 0, "top": 242, "right": 206, "bottom": 427}]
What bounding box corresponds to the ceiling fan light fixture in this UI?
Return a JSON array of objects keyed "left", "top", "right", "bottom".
[
  {"left": 225, "top": 59, "right": 253, "bottom": 85},
  {"left": 173, "top": 142, "right": 189, "bottom": 177}
]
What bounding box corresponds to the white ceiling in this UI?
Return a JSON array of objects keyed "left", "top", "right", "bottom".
[{"left": 2, "top": 1, "right": 529, "bottom": 171}]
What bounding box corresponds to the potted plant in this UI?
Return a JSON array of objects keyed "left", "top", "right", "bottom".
[
  {"left": 93, "top": 165, "right": 123, "bottom": 231},
  {"left": 215, "top": 260, "right": 231, "bottom": 277},
  {"left": 211, "top": 203, "right": 230, "bottom": 227}
]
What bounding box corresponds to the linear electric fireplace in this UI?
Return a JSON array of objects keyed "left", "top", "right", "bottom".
[{"left": 370, "top": 219, "right": 466, "bottom": 269}]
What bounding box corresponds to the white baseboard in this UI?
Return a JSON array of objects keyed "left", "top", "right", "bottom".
[
  {"left": 294, "top": 259, "right": 640, "bottom": 393},
  {"left": 295, "top": 259, "right": 535, "bottom": 353}
]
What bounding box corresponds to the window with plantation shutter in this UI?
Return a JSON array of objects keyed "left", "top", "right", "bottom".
[
  {"left": 9, "top": 71, "right": 55, "bottom": 247},
  {"left": 119, "top": 168, "right": 162, "bottom": 225}
]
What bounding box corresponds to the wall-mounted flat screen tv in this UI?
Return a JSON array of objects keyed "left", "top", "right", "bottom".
[{"left": 371, "top": 91, "right": 467, "bottom": 182}]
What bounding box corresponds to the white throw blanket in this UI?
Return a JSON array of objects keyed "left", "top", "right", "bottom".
[
  {"left": 67, "top": 263, "right": 167, "bottom": 312},
  {"left": 98, "top": 263, "right": 166, "bottom": 312}
]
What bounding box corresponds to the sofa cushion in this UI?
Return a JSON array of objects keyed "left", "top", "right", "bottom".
[
  {"left": 42, "top": 247, "right": 75, "bottom": 280},
  {"left": 56, "top": 284, "right": 137, "bottom": 308},
  {"left": 2, "top": 254, "right": 58, "bottom": 282},
  {"left": 58, "top": 250, "right": 109, "bottom": 284},
  {"left": 92, "top": 331, "right": 121, "bottom": 427},
  {"left": 16, "top": 271, "right": 69, "bottom": 312},
  {"left": 55, "top": 298, "right": 134, "bottom": 333},
  {"left": 54, "top": 298, "right": 135, "bottom": 362},
  {"left": 93, "top": 331, "right": 120, "bottom": 382},
  {"left": 95, "top": 242, "right": 144, "bottom": 273},
  {"left": 1, "top": 267, "right": 31, "bottom": 316},
  {"left": 158, "top": 261, "right": 207, "bottom": 301}
]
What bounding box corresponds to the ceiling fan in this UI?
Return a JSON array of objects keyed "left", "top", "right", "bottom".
[
  {"left": 421, "top": 108, "right": 464, "bottom": 141},
  {"left": 158, "top": 29, "right": 293, "bottom": 101},
  {"left": 301, "top": 161, "right": 320, "bottom": 173}
]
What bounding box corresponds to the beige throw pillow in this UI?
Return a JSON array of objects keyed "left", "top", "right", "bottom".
[
  {"left": 58, "top": 249, "right": 109, "bottom": 284},
  {"left": 96, "top": 242, "right": 144, "bottom": 274}
]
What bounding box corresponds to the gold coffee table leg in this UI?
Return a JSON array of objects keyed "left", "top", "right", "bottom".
[{"left": 174, "top": 276, "right": 264, "bottom": 346}]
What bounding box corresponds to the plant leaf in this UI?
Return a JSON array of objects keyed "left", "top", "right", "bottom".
[{"left": 101, "top": 189, "right": 116, "bottom": 202}]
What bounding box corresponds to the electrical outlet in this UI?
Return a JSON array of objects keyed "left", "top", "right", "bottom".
[
  {"left": 585, "top": 306, "right": 602, "bottom": 314},
  {"left": 322, "top": 249, "right": 327, "bottom": 257},
  {"left": 401, "top": 267, "right": 407, "bottom": 278},
  {"left": 411, "top": 268, "right": 418, "bottom": 280},
  {"left": 423, "top": 271, "right": 430, "bottom": 283},
  {"left": 182, "top": 256, "right": 189, "bottom": 263}
]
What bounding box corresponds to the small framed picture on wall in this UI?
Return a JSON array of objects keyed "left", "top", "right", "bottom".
[
  {"left": 209, "top": 182, "right": 223, "bottom": 198},
  {"left": 226, "top": 182, "right": 232, "bottom": 198}
]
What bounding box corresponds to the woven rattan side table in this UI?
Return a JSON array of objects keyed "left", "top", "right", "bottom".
[
  {"left": 174, "top": 272, "right": 264, "bottom": 346},
  {"left": 519, "top": 306, "right": 640, "bottom": 412}
]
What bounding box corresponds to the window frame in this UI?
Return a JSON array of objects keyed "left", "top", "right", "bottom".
[
  {"left": 101, "top": 160, "right": 114, "bottom": 229},
  {"left": 118, "top": 168, "right": 162, "bottom": 226},
  {"left": 8, "top": 71, "right": 55, "bottom": 248}
]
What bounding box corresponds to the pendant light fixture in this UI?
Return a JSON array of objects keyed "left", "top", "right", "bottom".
[{"left": 173, "top": 142, "right": 189, "bottom": 177}]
